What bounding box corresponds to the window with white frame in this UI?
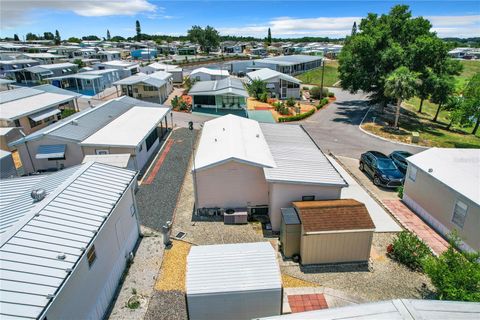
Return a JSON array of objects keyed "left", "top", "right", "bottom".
[
  {"left": 96, "top": 149, "right": 109, "bottom": 155},
  {"left": 408, "top": 166, "right": 417, "bottom": 181},
  {"left": 452, "top": 200, "right": 468, "bottom": 228}
]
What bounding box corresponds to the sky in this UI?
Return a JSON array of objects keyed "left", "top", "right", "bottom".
[{"left": 0, "top": 0, "right": 479, "bottom": 39}]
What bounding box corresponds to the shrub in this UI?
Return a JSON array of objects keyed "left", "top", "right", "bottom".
[
  {"left": 316, "top": 98, "right": 329, "bottom": 110},
  {"left": 179, "top": 100, "right": 189, "bottom": 111},
  {"left": 259, "top": 92, "right": 269, "bottom": 103},
  {"left": 328, "top": 91, "right": 335, "bottom": 98},
  {"left": 61, "top": 108, "right": 76, "bottom": 118},
  {"left": 286, "top": 97, "right": 296, "bottom": 108},
  {"left": 272, "top": 101, "right": 283, "bottom": 111},
  {"left": 309, "top": 86, "right": 329, "bottom": 99},
  {"left": 246, "top": 79, "right": 268, "bottom": 100},
  {"left": 423, "top": 235, "right": 480, "bottom": 302},
  {"left": 389, "top": 231, "right": 432, "bottom": 271},
  {"left": 279, "top": 106, "right": 290, "bottom": 116},
  {"left": 397, "top": 186, "right": 404, "bottom": 198},
  {"left": 171, "top": 96, "right": 180, "bottom": 108},
  {"left": 279, "top": 107, "right": 315, "bottom": 122}
]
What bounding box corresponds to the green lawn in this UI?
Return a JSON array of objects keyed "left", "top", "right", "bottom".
[
  {"left": 296, "top": 60, "right": 340, "bottom": 87},
  {"left": 456, "top": 60, "right": 480, "bottom": 89}
]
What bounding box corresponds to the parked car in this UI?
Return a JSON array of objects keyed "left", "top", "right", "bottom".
[
  {"left": 389, "top": 151, "right": 413, "bottom": 174},
  {"left": 359, "top": 151, "right": 405, "bottom": 188}
]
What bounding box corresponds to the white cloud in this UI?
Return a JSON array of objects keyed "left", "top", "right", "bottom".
[
  {"left": 0, "top": 0, "right": 157, "bottom": 28},
  {"left": 218, "top": 15, "right": 480, "bottom": 38}
]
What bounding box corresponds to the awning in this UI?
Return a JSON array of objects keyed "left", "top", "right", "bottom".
[
  {"left": 29, "top": 108, "right": 61, "bottom": 122},
  {"left": 36, "top": 144, "right": 66, "bottom": 159}
]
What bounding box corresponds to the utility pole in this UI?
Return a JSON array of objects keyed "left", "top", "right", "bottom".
[
  {"left": 320, "top": 58, "right": 325, "bottom": 98},
  {"left": 189, "top": 121, "right": 198, "bottom": 214}
]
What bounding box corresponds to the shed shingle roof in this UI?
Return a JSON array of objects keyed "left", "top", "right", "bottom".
[{"left": 293, "top": 199, "right": 375, "bottom": 232}]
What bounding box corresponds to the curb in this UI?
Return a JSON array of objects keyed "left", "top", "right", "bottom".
[{"left": 358, "top": 107, "right": 429, "bottom": 149}]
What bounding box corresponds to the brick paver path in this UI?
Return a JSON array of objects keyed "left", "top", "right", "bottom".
[
  {"left": 288, "top": 294, "right": 328, "bottom": 313},
  {"left": 383, "top": 200, "right": 449, "bottom": 255}
]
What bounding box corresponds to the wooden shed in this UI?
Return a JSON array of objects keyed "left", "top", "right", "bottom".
[{"left": 293, "top": 199, "right": 375, "bottom": 265}]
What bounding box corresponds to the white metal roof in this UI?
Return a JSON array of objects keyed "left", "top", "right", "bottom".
[
  {"left": 82, "top": 154, "right": 131, "bottom": 168},
  {"left": 406, "top": 148, "right": 480, "bottom": 206},
  {"left": 256, "top": 299, "right": 480, "bottom": 319},
  {"left": 194, "top": 114, "right": 276, "bottom": 171},
  {"left": 80, "top": 106, "right": 170, "bottom": 147},
  {"left": 247, "top": 68, "right": 301, "bottom": 84},
  {"left": 189, "top": 77, "right": 249, "bottom": 97},
  {"left": 0, "top": 92, "right": 75, "bottom": 121},
  {"left": 190, "top": 67, "right": 229, "bottom": 77},
  {"left": 261, "top": 123, "right": 347, "bottom": 186},
  {"left": 147, "top": 62, "right": 183, "bottom": 72},
  {"left": 98, "top": 60, "right": 138, "bottom": 67},
  {"left": 0, "top": 162, "right": 137, "bottom": 319},
  {"left": 186, "top": 242, "right": 281, "bottom": 295}
]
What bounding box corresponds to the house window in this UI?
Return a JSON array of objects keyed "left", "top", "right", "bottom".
[
  {"left": 96, "top": 149, "right": 109, "bottom": 155},
  {"left": 14, "top": 119, "right": 21, "bottom": 127},
  {"left": 87, "top": 245, "right": 97, "bottom": 267},
  {"left": 302, "top": 195, "right": 315, "bottom": 201},
  {"left": 29, "top": 118, "right": 41, "bottom": 128},
  {"left": 452, "top": 200, "right": 468, "bottom": 229},
  {"left": 145, "top": 129, "right": 158, "bottom": 151},
  {"left": 408, "top": 166, "right": 417, "bottom": 181},
  {"left": 194, "top": 95, "right": 215, "bottom": 105}
]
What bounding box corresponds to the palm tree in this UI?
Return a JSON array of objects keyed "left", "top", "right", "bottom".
[
  {"left": 245, "top": 79, "right": 267, "bottom": 100},
  {"left": 384, "top": 66, "right": 418, "bottom": 128}
]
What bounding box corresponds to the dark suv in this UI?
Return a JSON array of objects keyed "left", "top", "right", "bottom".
[
  {"left": 360, "top": 151, "right": 405, "bottom": 188},
  {"left": 389, "top": 151, "right": 412, "bottom": 174}
]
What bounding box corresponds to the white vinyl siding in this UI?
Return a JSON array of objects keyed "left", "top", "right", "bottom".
[
  {"left": 452, "top": 200, "right": 468, "bottom": 229},
  {"left": 408, "top": 165, "right": 417, "bottom": 181}
]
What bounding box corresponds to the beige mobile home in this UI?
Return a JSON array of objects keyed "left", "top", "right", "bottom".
[
  {"left": 403, "top": 148, "right": 480, "bottom": 252},
  {"left": 193, "top": 115, "right": 347, "bottom": 231}
]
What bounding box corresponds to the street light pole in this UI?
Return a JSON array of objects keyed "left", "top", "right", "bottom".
[
  {"left": 189, "top": 121, "right": 198, "bottom": 214},
  {"left": 320, "top": 58, "right": 325, "bottom": 99}
]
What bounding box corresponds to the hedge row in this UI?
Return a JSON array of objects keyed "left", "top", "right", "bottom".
[
  {"left": 278, "top": 107, "right": 316, "bottom": 122},
  {"left": 316, "top": 98, "right": 329, "bottom": 110}
]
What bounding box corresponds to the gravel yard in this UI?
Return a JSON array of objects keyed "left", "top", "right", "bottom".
[
  {"left": 144, "top": 291, "right": 187, "bottom": 320},
  {"left": 281, "top": 233, "right": 434, "bottom": 302},
  {"left": 137, "top": 128, "right": 198, "bottom": 231}
]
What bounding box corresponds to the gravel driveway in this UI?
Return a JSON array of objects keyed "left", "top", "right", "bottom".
[{"left": 137, "top": 128, "right": 198, "bottom": 231}]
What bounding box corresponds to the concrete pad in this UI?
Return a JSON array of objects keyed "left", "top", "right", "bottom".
[{"left": 327, "top": 156, "right": 402, "bottom": 232}]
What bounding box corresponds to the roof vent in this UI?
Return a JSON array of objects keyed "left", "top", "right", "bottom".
[
  {"left": 428, "top": 168, "right": 433, "bottom": 173},
  {"left": 31, "top": 188, "right": 47, "bottom": 202},
  {"left": 57, "top": 253, "right": 66, "bottom": 260},
  {"left": 214, "top": 138, "right": 217, "bottom": 142},
  {"left": 71, "top": 119, "right": 79, "bottom": 126},
  {"left": 256, "top": 134, "right": 260, "bottom": 138}
]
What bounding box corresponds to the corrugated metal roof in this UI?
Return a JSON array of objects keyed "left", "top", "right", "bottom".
[
  {"left": 256, "top": 299, "right": 480, "bottom": 319},
  {"left": 189, "top": 77, "right": 249, "bottom": 97},
  {"left": 194, "top": 114, "right": 276, "bottom": 171},
  {"left": 0, "top": 167, "right": 79, "bottom": 233},
  {"left": 33, "top": 84, "right": 82, "bottom": 98},
  {"left": 0, "top": 87, "right": 43, "bottom": 104},
  {"left": 0, "top": 162, "right": 136, "bottom": 319},
  {"left": 261, "top": 123, "right": 347, "bottom": 186},
  {"left": 255, "top": 55, "right": 322, "bottom": 66},
  {"left": 406, "top": 148, "right": 480, "bottom": 206},
  {"left": 186, "top": 242, "right": 281, "bottom": 295},
  {"left": 247, "top": 68, "right": 301, "bottom": 84}
]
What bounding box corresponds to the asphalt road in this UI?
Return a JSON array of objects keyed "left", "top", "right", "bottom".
[{"left": 301, "top": 88, "right": 425, "bottom": 159}]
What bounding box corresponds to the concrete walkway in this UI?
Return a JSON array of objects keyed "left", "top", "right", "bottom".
[
  {"left": 383, "top": 200, "right": 449, "bottom": 255},
  {"left": 328, "top": 156, "right": 402, "bottom": 232}
]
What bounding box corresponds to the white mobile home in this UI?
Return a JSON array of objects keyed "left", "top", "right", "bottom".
[
  {"left": 247, "top": 68, "right": 301, "bottom": 99},
  {"left": 0, "top": 162, "right": 139, "bottom": 320},
  {"left": 190, "top": 67, "right": 230, "bottom": 81},
  {"left": 189, "top": 77, "right": 249, "bottom": 112},
  {"left": 141, "top": 62, "right": 184, "bottom": 83},
  {"left": 193, "top": 115, "right": 347, "bottom": 231},
  {"left": 186, "top": 242, "right": 282, "bottom": 320},
  {"left": 113, "top": 71, "right": 173, "bottom": 103}
]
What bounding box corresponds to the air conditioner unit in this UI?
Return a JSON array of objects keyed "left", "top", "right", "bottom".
[{"left": 224, "top": 210, "right": 248, "bottom": 224}]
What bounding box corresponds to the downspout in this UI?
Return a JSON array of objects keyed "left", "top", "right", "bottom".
[{"left": 24, "top": 140, "right": 36, "bottom": 173}]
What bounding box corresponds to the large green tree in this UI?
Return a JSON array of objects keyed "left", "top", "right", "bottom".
[
  {"left": 54, "top": 30, "right": 61, "bottom": 45},
  {"left": 384, "top": 66, "right": 419, "bottom": 128},
  {"left": 267, "top": 28, "right": 272, "bottom": 45},
  {"left": 187, "top": 25, "right": 220, "bottom": 53},
  {"left": 43, "top": 32, "right": 54, "bottom": 40},
  {"left": 246, "top": 79, "right": 267, "bottom": 100},
  {"left": 429, "top": 74, "right": 455, "bottom": 122},
  {"left": 339, "top": 5, "right": 455, "bottom": 110},
  {"left": 107, "top": 30, "right": 111, "bottom": 41},
  {"left": 13, "top": 34, "right": 19, "bottom": 41},
  {"left": 463, "top": 73, "right": 480, "bottom": 134}
]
